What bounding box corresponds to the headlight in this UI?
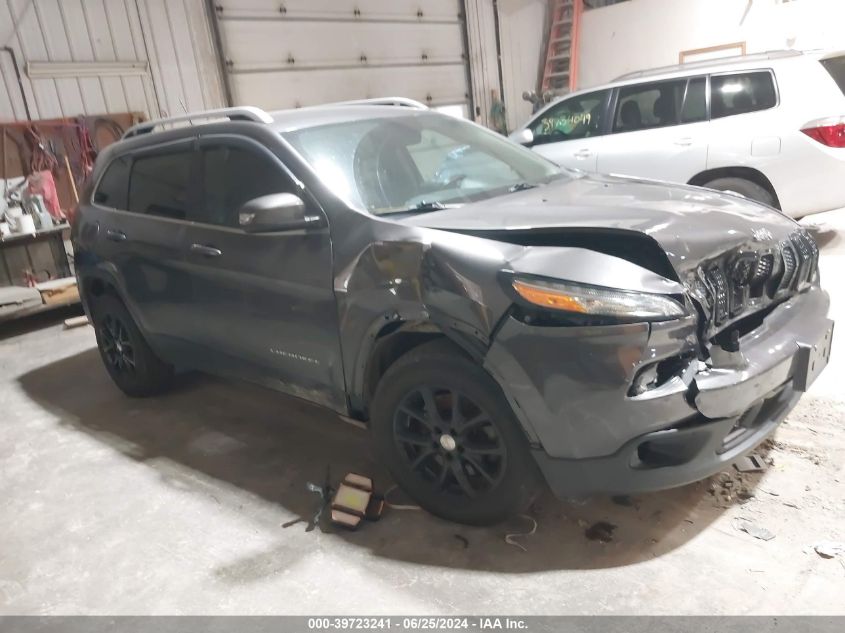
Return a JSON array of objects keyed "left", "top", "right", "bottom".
[{"left": 512, "top": 277, "right": 686, "bottom": 321}]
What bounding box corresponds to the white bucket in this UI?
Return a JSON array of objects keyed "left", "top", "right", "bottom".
[{"left": 18, "top": 214, "right": 36, "bottom": 234}]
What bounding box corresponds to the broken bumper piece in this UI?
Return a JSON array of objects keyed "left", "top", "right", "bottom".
[
  {"left": 487, "top": 286, "right": 832, "bottom": 498},
  {"left": 532, "top": 384, "right": 799, "bottom": 497}
]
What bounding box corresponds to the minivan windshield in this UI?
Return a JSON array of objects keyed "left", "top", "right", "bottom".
[{"left": 282, "top": 112, "right": 563, "bottom": 215}]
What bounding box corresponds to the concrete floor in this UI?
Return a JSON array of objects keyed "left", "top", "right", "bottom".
[{"left": 2, "top": 213, "right": 845, "bottom": 615}]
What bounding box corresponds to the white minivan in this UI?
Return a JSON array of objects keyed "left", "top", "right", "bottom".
[{"left": 511, "top": 50, "right": 845, "bottom": 218}]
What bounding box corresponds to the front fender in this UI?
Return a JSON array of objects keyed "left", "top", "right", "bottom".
[{"left": 336, "top": 236, "right": 514, "bottom": 410}]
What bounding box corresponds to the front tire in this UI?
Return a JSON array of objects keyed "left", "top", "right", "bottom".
[
  {"left": 370, "top": 340, "right": 541, "bottom": 525},
  {"left": 91, "top": 294, "right": 173, "bottom": 397}
]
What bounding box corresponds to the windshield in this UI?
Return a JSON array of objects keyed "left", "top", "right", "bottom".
[{"left": 281, "top": 112, "right": 563, "bottom": 215}]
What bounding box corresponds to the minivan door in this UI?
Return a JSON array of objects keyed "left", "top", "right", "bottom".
[
  {"left": 180, "top": 135, "right": 345, "bottom": 410},
  {"left": 597, "top": 77, "right": 709, "bottom": 183},
  {"left": 522, "top": 88, "right": 612, "bottom": 172}
]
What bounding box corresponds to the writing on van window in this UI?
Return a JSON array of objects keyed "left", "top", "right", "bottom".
[
  {"left": 531, "top": 89, "right": 609, "bottom": 143},
  {"left": 539, "top": 112, "right": 592, "bottom": 136}
]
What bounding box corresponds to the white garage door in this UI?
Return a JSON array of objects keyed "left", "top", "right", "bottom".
[{"left": 211, "top": 0, "right": 472, "bottom": 114}]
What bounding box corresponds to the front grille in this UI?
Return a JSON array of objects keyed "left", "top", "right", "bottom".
[
  {"left": 792, "top": 229, "right": 818, "bottom": 282},
  {"left": 697, "top": 229, "right": 819, "bottom": 331},
  {"left": 778, "top": 230, "right": 819, "bottom": 292},
  {"left": 780, "top": 243, "right": 796, "bottom": 291},
  {"left": 750, "top": 254, "right": 773, "bottom": 298},
  {"left": 706, "top": 267, "right": 729, "bottom": 323}
]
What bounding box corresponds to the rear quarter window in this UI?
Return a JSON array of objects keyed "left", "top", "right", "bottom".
[
  {"left": 820, "top": 55, "right": 845, "bottom": 94},
  {"left": 711, "top": 71, "right": 777, "bottom": 119}
]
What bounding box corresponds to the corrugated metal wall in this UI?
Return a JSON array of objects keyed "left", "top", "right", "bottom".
[
  {"left": 0, "top": 0, "right": 542, "bottom": 133},
  {"left": 0, "top": 0, "right": 225, "bottom": 122}
]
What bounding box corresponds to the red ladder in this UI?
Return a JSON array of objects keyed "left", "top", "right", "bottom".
[{"left": 540, "top": 0, "right": 583, "bottom": 94}]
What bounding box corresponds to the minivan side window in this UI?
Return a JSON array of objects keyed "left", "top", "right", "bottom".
[
  {"left": 128, "top": 151, "right": 193, "bottom": 220},
  {"left": 680, "top": 76, "right": 707, "bottom": 123},
  {"left": 710, "top": 71, "right": 777, "bottom": 119},
  {"left": 613, "top": 79, "right": 686, "bottom": 133},
  {"left": 530, "top": 89, "right": 610, "bottom": 144},
  {"left": 93, "top": 156, "right": 131, "bottom": 209},
  {"left": 198, "top": 144, "right": 294, "bottom": 227}
]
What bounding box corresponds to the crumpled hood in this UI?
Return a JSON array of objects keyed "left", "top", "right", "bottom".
[{"left": 400, "top": 173, "right": 799, "bottom": 278}]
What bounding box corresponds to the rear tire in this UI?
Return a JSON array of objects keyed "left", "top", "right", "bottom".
[
  {"left": 370, "top": 340, "right": 541, "bottom": 525},
  {"left": 91, "top": 294, "right": 173, "bottom": 397},
  {"left": 703, "top": 176, "right": 777, "bottom": 208}
]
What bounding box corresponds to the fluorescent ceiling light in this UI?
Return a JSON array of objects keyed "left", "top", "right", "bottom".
[{"left": 26, "top": 61, "right": 149, "bottom": 78}]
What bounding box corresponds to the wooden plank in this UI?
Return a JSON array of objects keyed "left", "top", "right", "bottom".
[{"left": 63, "top": 314, "right": 89, "bottom": 329}]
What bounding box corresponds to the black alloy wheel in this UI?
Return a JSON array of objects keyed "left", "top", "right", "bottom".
[
  {"left": 99, "top": 314, "right": 136, "bottom": 374},
  {"left": 370, "top": 339, "right": 541, "bottom": 525},
  {"left": 393, "top": 386, "right": 507, "bottom": 498}
]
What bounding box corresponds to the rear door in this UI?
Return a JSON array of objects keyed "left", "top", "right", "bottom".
[
  {"left": 92, "top": 141, "right": 196, "bottom": 351},
  {"left": 597, "top": 76, "right": 709, "bottom": 182},
  {"left": 179, "top": 135, "right": 345, "bottom": 409},
  {"left": 524, "top": 88, "right": 612, "bottom": 172}
]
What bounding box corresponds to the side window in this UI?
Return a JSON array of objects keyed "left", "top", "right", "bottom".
[
  {"left": 680, "top": 76, "right": 707, "bottom": 123},
  {"left": 613, "top": 79, "right": 686, "bottom": 133},
  {"left": 93, "top": 156, "right": 130, "bottom": 209},
  {"left": 128, "top": 151, "right": 193, "bottom": 219},
  {"left": 711, "top": 71, "right": 777, "bottom": 119},
  {"left": 530, "top": 89, "right": 610, "bottom": 144},
  {"left": 198, "top": 144, "right": 293, "bottom": 227}
]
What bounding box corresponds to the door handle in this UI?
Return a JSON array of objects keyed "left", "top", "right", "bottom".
[
  {"left": 574, "top": 149, "right": 592, "bottom": 159},
  {"left": 674, "top": 137, "right": 694, "bottom": 146},
  {"left": 190, "top": 243, "right": 222, "bottom": 257},
  {"left": 105, "top": 229, "right": 126, "bottom": 242}
]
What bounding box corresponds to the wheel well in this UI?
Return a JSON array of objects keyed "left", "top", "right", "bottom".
[
  {"left": 358, "top": 322, "right": 462, "bottom": 420},
  {"left": 688, "top": 166, "right": 781, "bottom": 209}
]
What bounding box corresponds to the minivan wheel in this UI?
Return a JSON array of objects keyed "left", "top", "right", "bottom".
[
  {"left": 370, "top": 340, "right": 541, "bottom": 525},
  {"left": 703, "top": 177, "right": 776, "bottom": 208},
  {"left": 92, "top": 294, "right": 173, "bottom": 397}
]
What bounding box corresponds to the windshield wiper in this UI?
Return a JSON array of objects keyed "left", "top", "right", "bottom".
[
  {"left": 383, "top": 200, "right": 456, "bottom": 215},
  {"left": 508, "top": 182, "right": 538, "bottom": 193},
  {"left": 410, "top": 200, "right": 449, "bottom": 212}
]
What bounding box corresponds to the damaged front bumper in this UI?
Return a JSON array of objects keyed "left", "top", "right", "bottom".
[{"left": 485, "top": 286, "right": 833, "bottom": 497}]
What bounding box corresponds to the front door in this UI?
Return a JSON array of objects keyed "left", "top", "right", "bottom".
[
  {"left": 180, "top": 135, "right": 345, "bottom": 410},
  {"left": 525, "top": 88, "right": 612, "bottom": 172}
]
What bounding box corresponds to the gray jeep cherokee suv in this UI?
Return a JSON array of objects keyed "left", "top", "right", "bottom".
[{"left": 73, "top": 103, "right": 833, "bottom": 525}]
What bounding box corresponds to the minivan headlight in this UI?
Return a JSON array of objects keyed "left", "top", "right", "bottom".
[{"left": 512, "top": 277, "right": 686, "bottom": 321}]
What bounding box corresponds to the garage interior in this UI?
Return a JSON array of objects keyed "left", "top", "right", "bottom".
[{"left": 2, "top": 0, "right": 845, "bottom": 617}]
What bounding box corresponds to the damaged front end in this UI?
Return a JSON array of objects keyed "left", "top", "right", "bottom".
[{"left": 481, "top": 226, "right": 833, "bottom": 498}]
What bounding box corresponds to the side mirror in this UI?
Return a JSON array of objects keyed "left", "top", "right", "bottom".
[
  {"left": 238, "top": 193, "right": 326, "bottom": 233},
  {"left": 509, "top": 128, "right": 534, "bottom": 146}
]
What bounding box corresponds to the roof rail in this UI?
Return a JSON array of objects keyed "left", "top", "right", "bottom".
[
  {"left": 122, "top": 106, "right": 273, "bottom": 139},
  {"left": 613, "top": 49, "right": 803, "bottom": 82},
  {"left": 328, "top": 97, "right": 428, "bottom": 109}
]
